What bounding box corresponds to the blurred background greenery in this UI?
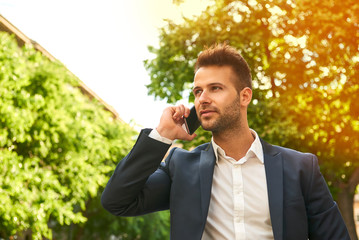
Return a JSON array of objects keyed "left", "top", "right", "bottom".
[{"left": 1, "top": 0, "right": 358, "bottom": 239}]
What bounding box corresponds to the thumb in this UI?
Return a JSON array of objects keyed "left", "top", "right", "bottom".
[{"left": 181, "top": 133, "right": 197, "bottom": 141}]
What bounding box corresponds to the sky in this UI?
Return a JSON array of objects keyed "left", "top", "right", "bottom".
[{"left": 0, "top": 0, "right": 209, "bottom": 129}]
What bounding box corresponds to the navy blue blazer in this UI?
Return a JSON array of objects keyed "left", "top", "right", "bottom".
[{"left": 101, "top": 129, "right": 349, "bottom": 240}]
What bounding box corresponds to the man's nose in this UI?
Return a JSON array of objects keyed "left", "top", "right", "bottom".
[{"left": 198, "top": 90, "right": 211, "bottom": 104}]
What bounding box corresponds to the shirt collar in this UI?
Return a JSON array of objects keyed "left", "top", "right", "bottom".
[{"left": 211, "top": 129, "right": 264, "bottom": 164}]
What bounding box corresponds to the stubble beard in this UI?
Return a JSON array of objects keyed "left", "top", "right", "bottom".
[{"left": 200, "top": 96, "right": 242, "bottom": 134}]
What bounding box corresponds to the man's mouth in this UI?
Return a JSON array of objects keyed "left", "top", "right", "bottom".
[{"left": 199, "top": 109, "right": 217, "bottom": 118}]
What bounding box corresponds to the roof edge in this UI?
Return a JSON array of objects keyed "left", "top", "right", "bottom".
[{"left": 0, "top": 14, "right": 124, "bottom": 122}]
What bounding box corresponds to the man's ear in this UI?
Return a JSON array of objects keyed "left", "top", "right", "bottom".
[{"left": 240, "top": 87, "right": 252, "bottom": 107}]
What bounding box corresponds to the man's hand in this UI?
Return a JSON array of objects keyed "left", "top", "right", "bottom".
[{"left": 156, "top": 104, "right": 197, "bottom": 141}]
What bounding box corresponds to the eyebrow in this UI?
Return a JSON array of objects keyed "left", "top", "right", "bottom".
[
  {"left": 192, "top": 82, "right": 226, "bottom": 92},
  {"left": 192, "top": 86, "right": 201, "bottom": 93}
]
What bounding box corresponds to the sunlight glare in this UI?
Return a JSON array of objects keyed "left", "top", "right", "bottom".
[{"left": 151, "top": 0, "right": 211, "bottom": 26}]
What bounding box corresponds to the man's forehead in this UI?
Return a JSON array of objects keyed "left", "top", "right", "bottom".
[{"left": 193, "top": 66, "right": 234, "bottom": 86}]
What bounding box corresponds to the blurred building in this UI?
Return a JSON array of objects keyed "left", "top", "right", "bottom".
[{"left": 0, "top": 14, "right": 123, "bottom": 122}]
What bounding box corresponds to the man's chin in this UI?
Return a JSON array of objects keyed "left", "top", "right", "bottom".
[{"left": 200, "top": 121, "right": 216, "bottom": 132}]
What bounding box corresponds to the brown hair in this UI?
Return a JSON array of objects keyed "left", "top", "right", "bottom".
[{"left": 194, "top": 43, "right": 252, "bottom": 90}]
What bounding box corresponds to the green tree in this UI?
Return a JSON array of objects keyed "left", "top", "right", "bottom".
[
  {"left": 144, "top": 0, "right": 298, "bottom": 148},
  {"left": 144, "top": 0, "right": 359, "bottom": 238},
  {"left": 51, "top": 193, "right": 170, "bottom": 240},
  {"left": 277, "top": 0, "right": 359, "bottom": 238},
  {"left": 0, "top": 32, "right": 138, "bottom": 239}
]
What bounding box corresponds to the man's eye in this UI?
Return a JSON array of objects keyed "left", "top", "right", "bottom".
[
  {"left": 194, "top": 90, "right": 202, "bottom": 96},
  {"left": 212, "top": 86, "right": 221, "bottom": 91}
]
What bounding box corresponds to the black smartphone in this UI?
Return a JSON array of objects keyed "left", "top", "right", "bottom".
[{"left": 184, "top": 106, "right": 201, "bottom": 135}]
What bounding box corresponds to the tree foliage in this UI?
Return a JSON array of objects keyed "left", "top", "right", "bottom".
[
  {"left": 144, "top": 0, "right": 300, "bottom": 147},
  {"left": 279, "top": 1, "right": 359, "bottom": 238},
  {"left": 281, "top": 0, "right": 359, "bottom": 176},
  {"left": 52, "top": 193, "right": 170, "bottom": 240},
  {"left": 0, "top": 32, "right": 138, "bottom": 239},
  {"left": 144, "top": 0, "right": 359, "bottom": 238}
]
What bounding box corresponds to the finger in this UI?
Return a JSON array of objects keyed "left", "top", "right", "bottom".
[
  {"left": 178, "top": 104, "right": 185, "bottom": 118},
  {"left": 182, "top": 133, "right": 197, "bottom": 141},
  {"left": 173, "top": 104, "right": 185, "bottom": 120},
  {"left": 183, "top": 106, "right": 191, "bottom": 118}
]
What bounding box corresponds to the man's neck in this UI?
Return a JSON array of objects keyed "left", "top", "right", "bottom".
[{"left": 212, "top": 127, "right": 255, "bottom": 160}]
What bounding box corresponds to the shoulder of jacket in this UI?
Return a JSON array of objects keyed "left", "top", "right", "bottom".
[{"left": 172, "top": 142, "right": 211, "bottom": 154}]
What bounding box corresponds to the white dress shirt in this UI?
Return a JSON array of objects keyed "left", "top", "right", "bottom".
[
  {"left": 149, "top": 129, "right": 274, "bottom": 239},
  {"left": 202, "top": 130, "right": 274, "bottom": 240}
]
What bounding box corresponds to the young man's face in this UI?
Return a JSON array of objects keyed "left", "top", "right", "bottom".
[{"left": 192, "top": 65, "right": 243, "bottom": 133}]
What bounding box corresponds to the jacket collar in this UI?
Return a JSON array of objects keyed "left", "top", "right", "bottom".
[
  {"left": 261, "top": 139, "right": 284, "bottom": 240},
  {"left": 199, "top": 143, "right": 216, "bottom": 224}
]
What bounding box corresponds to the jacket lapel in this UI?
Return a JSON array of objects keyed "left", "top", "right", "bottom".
[
  {"left": 261, "top": 139, "right": 284, "bottom": 240},
  {"left": 198, "top": 140, "right": 284, "bottom": 239},
  {"left": 199, "top": 143, "right": 216, "bottom": 221}
]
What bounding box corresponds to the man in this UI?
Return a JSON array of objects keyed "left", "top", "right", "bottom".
[{"left": 101, "top": 44, "right": 349, "bottom": 239}]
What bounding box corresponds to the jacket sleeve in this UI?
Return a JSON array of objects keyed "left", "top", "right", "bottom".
[
  {"left": 101, "top": 128, "right": 173, "bottom": 216},
  {"left": 306, "top": 154, "right": 350, "bottom": 239}
]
